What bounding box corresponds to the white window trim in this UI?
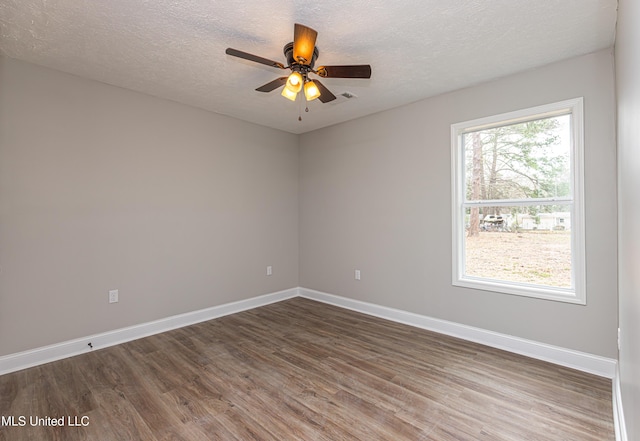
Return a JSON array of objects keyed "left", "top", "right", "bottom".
[{"left": 451, "top": 98, "right": 586, "bottom": 305}]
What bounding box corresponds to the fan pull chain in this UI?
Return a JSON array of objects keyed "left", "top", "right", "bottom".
[{"left": 297, "top": 96, "right": 310, "bottom": 121}]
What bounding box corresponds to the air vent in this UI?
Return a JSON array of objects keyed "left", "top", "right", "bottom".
[{"left": 340, "top": 92, "right": 358, "bottom": 99}]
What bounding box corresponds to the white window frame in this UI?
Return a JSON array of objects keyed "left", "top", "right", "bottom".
[{"left": 451, "top": 98, "right": 586, "bottom": 304}]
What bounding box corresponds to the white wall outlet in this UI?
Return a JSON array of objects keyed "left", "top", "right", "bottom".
[
  {"left": 109, "top": 289, "right": 119, "bottom": 304},
  {"left": 266, "top": 265, "right": 273, "bottom": 276},
  {"left": 355, "top": 269, "right": 361, "bottom": 280}
]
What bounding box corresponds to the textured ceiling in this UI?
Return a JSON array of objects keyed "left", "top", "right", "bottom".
[{"left": 0, "top": 0, "right": 617, "bottom": 134}]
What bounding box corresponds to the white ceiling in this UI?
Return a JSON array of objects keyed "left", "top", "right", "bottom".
[{"left": 0, "top": 0, "right": 618, "bottom": 134}]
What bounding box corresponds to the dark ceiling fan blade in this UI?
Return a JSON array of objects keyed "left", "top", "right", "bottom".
[
  {"left": 316, "top": 65, "right": 372, "bottom": 79},
  {"left": 293, "top": 23, "right": 318, "bottom": 64},
  {"left": 314, "top": 80, "right": 336, "bottom": 103},
  {"left": 255, "top": 77, "right": 288, "bottom": 92},
  {"left": 225, "top": 48, "right": 285, "bottom": 69}
]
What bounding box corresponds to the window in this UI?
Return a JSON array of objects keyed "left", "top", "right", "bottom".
[{"left": 451, "top": 98, "right": 585, "bottom": 304}]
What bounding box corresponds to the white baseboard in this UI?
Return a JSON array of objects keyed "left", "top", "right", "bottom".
[
  {"left": 1, "top": 286, "right": 618, "bottom": 381},
  {"left": 299, "top": 287, "right": 617, "bottom": 379},
  {"left": 613, "top": 365, "right": 629, "bottom": 441},
  {"left": 0, "top": 288, "right": 298, "bottom": 376}
]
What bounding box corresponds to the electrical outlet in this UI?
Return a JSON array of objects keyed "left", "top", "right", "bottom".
[
  {"left": 109, "top": 289, "right": 119, "bottom": 304},
  {"left": 355, "top": 269, "right": 361, "bottom": 280},
  {"left": 266, "top": 265, "right": 273, "bottom": 276}
]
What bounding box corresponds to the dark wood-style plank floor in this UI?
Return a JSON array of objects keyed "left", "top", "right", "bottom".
[{"left": 0, "top": 297, "right": 614, "bottom": 440}]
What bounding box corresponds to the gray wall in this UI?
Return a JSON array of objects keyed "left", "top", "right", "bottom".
[
  {"left": 0, "top": 49, "right": 620, "bottom": 363},
  {"left": 0, "top": 57, "right": 299, "bottom": 356},
  {"left": 299, "top": 49, "right": 618, "bottom": 358},
  {"left": 615, "top": 0, "right": 640, "bottom": 438}
]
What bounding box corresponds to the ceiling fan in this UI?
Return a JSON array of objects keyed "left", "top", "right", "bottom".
[{"left": 225, "top": 23, "right": 372, "bottom": 103}]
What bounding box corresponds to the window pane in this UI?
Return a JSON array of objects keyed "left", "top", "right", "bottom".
[
  {"left": 463, "top": 115, "right": 571, "bottom": 201},
  {"left": 464, "top": 205, "right": 572, "bottom": 289}
]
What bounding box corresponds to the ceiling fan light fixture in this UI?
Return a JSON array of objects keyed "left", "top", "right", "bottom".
[
  {"left": 281, "top": 86, "right": 298, "bottom": 101},
  {"left": 226, "top": 23, "right": 371, "bottom": 107},
  {"left": 304, "top": 80, "right": 321, "bottom": 101},
  {"left": 285, "top": 72, "right": 303, "bottom": 93}
]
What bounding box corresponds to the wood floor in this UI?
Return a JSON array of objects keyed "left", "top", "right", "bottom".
[{"left": 0, "top": 297, "right": 614, "bottom": 441}]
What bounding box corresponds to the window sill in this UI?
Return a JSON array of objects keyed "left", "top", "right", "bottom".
[{"left": 453, "top": 276, "right": 585, "bottom": 305}]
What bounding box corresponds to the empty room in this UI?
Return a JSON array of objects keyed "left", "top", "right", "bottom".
[{"left": 1, "top": 0, "right": 638, "bottom": 440}]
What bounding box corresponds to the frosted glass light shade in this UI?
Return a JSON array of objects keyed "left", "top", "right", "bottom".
[
  {"left": 304, "top": 80, "right": 321, "bottom": 101},
  {"left": 285, "top": 72, "right": 303, "bottom": 93},
  {"left": 281, "top": 86, "right": 298, "bottom": 101}
]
